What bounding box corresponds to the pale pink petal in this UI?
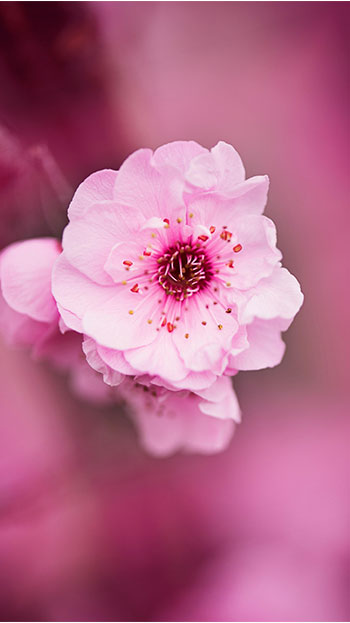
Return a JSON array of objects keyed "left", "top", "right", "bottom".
[
  {"left": 172, "top": 294, "right": 238, "bottom": 373},
  {"left": 211, "top": 141, "right": 246, "bottom": 189},
  {"left": 63, "top": 202, "right": 140, "bottom": 285},
  {"left": 229, "top": 324, "right": 249, "bottom": 356},
  {"left": 195, "top": 374, "right": 233, "bottom": 403},
  {"left": 82, "top": 289, "right": 159, "bottom": 350},
  {"left": 241, "top": 267, "right": 304, "bottom": 324},
  {"left": 1, "top": 238, "right": 60, "bottom": 323},
  {"left": 68, "top": 169, "right": 117, "bottom": 220},
  {"left": 222, "top": 215, "right": 282, "bottom": 289},
  {"left": 96, "top": 344, "right": 139, "bottom": 376},
  {"left": 57, "top": 303, "right": 83, "bottom": 333},
  {"left": 184, "top": 409, "right": 235, "bottom": 454},
  {"left": 188, "top": 175, "right": 269, "bottom": 228},
  {"left": 154, "top": 369, "right": 218, "bottom": 392},
  {"left": 231, "top": 318, "right": 286, "bottom": 371},
  {"left": 114, "top": 148, "right": 185, "bottom": 221},
  {"left": 52, "top": 254, "right": 114, "bottom": 331},
  {"left": 196, "top": 375, "right": 241, "bottom": 422},
  {"left": 124, "top": 330, "right": 189, "bottom": 382},
  {"left": 186, "top": 140, "right": 245, "bottom": 192},
  {"left": 0, "top": 288, "right": 49, "bottom": 347},
  {"left": 82, "top": 337, "right": 124, "bottom": 386},
  {"left": 125, "top": 385, "right": 235, "bottom": 456},
  {"left": 104, "top": 237, "right": 153, "bottom": 283},
  {"left": 199, "top": 388, "right": 240, "bottom": 422},
  {"left": 152, "top": 140, "right": 207, "bottom": 174}
]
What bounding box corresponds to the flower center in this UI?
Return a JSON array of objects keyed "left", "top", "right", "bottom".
[{"left": 157, "top": 241, "right": 213, "bottom": 301}]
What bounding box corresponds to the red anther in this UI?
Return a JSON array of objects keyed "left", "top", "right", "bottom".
[
  {"left": 226, "top": 259, "right": 234, "bottom": 268},
  {"left": 161, "top": 317, "right": 167, "bottom": 327},
  {"left": 143, "top": 249, "right": 151, "bottom": 256},
  {"left": 167, "top": 322, "right": 174, "bottom": 333},
  {"left": 209, "top": 226, "right": 216, "bottom": 234},
  {"left": 123, "top": 260, "right": 133, "bottom": 266},
  {"left": 130, "top": 283, "right": 139, "bottom": 293},
  {"left": 233, "top": 243, "right": 242, "bottom": 253},
  {"left": 198, "top": 235, "right": 209, "bottom": 242},
  {"left": 220, "top": 230, "right": 232, "bottom": 242},
  {"left": 163, "top": 218, "right": 170, "bottom": 225}
]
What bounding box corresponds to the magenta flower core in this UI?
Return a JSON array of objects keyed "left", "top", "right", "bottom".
[
  {"left": 156, "top": 239, "right": 213, "bottom": 301},
  {"left": 123, "top": 227, "right": 240, "bottom": 333}
]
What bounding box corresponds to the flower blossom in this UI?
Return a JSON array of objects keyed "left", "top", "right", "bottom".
[
  {"left": 0, "top": 236, "right": 239, "bottom": 454},
  {"left": 84, "top": 336, "right": 239, "bottom": 455},
  {"left": 0, "top": 238, "right": 62, "bottom": 353},
  {"left": 52, "top": 141, "right": 303, "bottom": 397},
  {"left": 0, "top": 238, "right": 115, "bottom": 405}
]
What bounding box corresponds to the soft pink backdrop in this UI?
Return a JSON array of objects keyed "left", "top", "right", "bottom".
[{"left": 0, "top": 3, "right": 349, "bottom": 621}]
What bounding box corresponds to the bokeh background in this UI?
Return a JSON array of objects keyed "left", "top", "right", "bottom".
[{"left": 0, "top": 2, "right": 349, "bottom": 621}]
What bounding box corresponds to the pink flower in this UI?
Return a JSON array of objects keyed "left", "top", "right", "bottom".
[
  {"left": 120, "top": 376, "right": 238, "bottom": 457},
  {"left": 0, "top": 238, "right": 116, "bottom": 405},
  {"left": 0, "top": 238, "right": 62, "bottom": 353},
  {"left": 52, "top": 141, "right": 303, "bottom": 395},
  {"left": 0, "top": 236, "right": 239, "bottom": 454},
  {"left": 84, "top": 336, "right": 240, "bottom": 455}
]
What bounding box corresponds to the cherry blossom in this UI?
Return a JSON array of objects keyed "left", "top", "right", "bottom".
[{"left": 52, "top": 141, "right": 303, "bottom": 394}]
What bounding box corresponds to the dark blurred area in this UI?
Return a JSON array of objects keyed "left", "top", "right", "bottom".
[
  {"left": 0, "top": 3, "right": 349, "bottom": 622},
  {"left": 0, "top": 1, "right": 128, "bottom": 246}
]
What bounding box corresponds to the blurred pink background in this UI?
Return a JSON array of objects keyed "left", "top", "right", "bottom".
[{"left": 0, "top": 2, "right": 349, "bottom": 621}]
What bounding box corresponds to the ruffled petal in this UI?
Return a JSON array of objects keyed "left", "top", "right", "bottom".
[
  {"left": 63, "top": 201, "right": 140, "bottom": 285},
  {"left": 1, "top": 238, "right": 60, "bottom": 323},
  {"left": 187, "top": 175, "right": 269, "bottom": 227},
  {"left": 231, "top": 318, "right": 286, "bottom": 371},
  {"left": 198, "top": 376, "right": 241, "bottom": 422},
  {"left": 153, "top": 369, "right": 217, "bottom": 392},
  {"left": 240, "top": 267, "right": 304, "bottom": 324},
  {"left": 123, "top": 383, "right": 235, "bottom": 456},
  {"left": 114, "top": 148, "right": 186, "bottom": 221},
  {"left": 221, "top": 215, "right": 282, "bottom": 289},
  {"left": 96, "top": 343, "right": 138, "bottom": 376},
  {"left": 124, "top": 329, "right": 189, "bottom": 383},
  {"left": 52, "top": 254, "right": 114, "bottom": 332},
  {"left": 82, "top": 337, "right": 124, "bottom": 386},
  {"left": 172, "top": 293, "right": 238, "bottom": 373},
  {"left": 68, "top": 169, "right": 117, "bottom": 220},
  {"left": 0, "top": 287, "right": 50, "bottom": 347},
  {"left": 82, "top": 288, "right": 160, "bottom": 350},
  {"left": 153, "top": 140, "right": 207, "bottom": 174},
  {"left": 104, "top": 237, "right": 153, "bottom": 283},
  {"left": 186, "top": 140, "right": 245, "bottom": 192}
]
